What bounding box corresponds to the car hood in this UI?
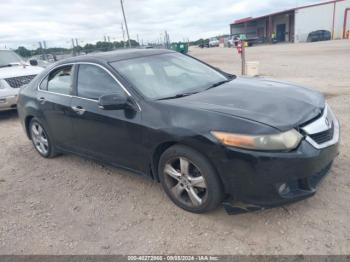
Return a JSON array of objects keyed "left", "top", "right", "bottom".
[
  {"left": 161, "top": 77, "right": 325, "bottom": 131},
  {"left": 0, "top": 65, "right": 43, "bottom": 79}
]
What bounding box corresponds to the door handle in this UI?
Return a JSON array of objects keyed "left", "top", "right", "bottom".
[
  {"left": 71, "top": 105, "right": 86, "bottom": 115},
  {"left": 37, "top": 97, "right": 46, "bottom": 104}
]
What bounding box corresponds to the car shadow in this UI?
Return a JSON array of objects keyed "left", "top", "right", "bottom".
[{"left": 0, "top": 110, "right": 18, "bottom": 120}]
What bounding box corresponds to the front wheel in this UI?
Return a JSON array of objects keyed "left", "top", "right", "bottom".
[
  {"left": 29, "top": 118, "right": 57, "bottom": 158},
  {"left": 158, "top": 145, "right": 223, "bottom": 213}
]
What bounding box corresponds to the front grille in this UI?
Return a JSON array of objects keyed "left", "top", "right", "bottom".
[
  {"left": 309, "top": 123, "right": 334, "bottom": 144},
  {"left": 4, "top": 75, "right": 36, "bottom": 88},
  {"left": 301, "top": 104, "right": 339, "bottom": 149}
]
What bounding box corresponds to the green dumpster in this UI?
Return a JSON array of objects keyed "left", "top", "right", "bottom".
[{"left": 170, "top": 42, "right": 188, "bottom": 54}]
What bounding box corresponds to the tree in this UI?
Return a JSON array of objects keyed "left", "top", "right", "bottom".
[
  {"left": 113, "top": 41, "right": 125, "bottom": 49},
  {"left": 83, "top": 43, "right": 95, "bottom": 54},
  {"left": 15, "top": 46, "right": 32, "bottom": 57},
  {"left": 130, "top": 39, "right": 139, "bottom": 47},
  {"left": 189, "top": 38, "right": 209, "bottom": 46},
  {"left": 95, "top": 41, "right": 114, "bottom": 52}
]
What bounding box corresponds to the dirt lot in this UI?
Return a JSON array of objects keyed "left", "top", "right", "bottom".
[{"left": 0, "top": 40, "right": 349, "bottom": 255}]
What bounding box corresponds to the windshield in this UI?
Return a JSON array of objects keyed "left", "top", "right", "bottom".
[
  {"left": 111, "top": 53, "right": 228, "bottom": 100},
  {"left": 0, "top": 50, "right": 23, "bottom": 66}
]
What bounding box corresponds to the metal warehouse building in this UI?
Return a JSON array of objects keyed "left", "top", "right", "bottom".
[{"left": 230, "top": 0, "right": 350, "bottom": 43}]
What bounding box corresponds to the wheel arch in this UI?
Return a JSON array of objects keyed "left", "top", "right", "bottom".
[
  {"left": 150, "top": 140, "right": 226, "bottom": 194},
  {"left": 151, "top": 141, "right": 177, "bottom": 182},
  {"left": 25, "top": 115, "right": 34, "bottom": 139},
  {"left": 21, "top": 99, "right": 45, "bottom": 140}
]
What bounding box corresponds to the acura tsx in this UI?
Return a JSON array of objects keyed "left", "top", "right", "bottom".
[{"left": 17, "top": 49, "right": 340, "bottom": 214}]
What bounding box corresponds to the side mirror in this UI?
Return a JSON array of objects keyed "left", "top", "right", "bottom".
[
  {"left": 29, "top": 59, "right": 38, "bottom": 66},
  {"left": 98, "top": 93, "right": 128, "bottom": 110}
]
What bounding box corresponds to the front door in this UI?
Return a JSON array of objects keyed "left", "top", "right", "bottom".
[
  {"left": 70, "top": 63, "right": 143, "bottom": 171},
  {"left": 276, "top": 24, "right": 286, "bottom": 42}
]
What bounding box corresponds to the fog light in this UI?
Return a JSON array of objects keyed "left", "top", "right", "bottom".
[
  {"left": 0, "top": 98, "right": 6, "bottom": 104},
  {"left": 278, "top": 183, "right": 290, "bottom": 195}
]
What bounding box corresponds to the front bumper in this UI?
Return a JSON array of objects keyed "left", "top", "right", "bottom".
[
  {"left": 0, "top": 95, "right": 18, "bottom": 111},
  {"left": 213, "top": 140, "right": 339, "bottom": 214}
]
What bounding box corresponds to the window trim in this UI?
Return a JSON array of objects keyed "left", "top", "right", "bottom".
[
  {"left": 37, "top": 62, "right": 141, "bottom": 111},
  {"left": 39, "top": 75, "right": 48, "bottom": 91}
]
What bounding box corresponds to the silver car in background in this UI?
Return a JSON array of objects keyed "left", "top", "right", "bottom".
[{"left": 0, "top": 50, "right": 43, "bottom": 111}]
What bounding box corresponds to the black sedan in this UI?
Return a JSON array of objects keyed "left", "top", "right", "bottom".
[
  {"left": 307, "top": 30, "right": 332, "bottom": 42},
  {"left": 17, "top": 49, "right": 340, "bottom": 214}
]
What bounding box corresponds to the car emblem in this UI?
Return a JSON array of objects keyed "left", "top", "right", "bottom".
[{"left": 325, "top": 117, "right": 331, "bottom": 128}]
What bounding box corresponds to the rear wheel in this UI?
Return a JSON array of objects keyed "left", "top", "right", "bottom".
[
  {"left": 29, "top": 118, "right": 57, "bottom": 158},
  {"left": 158, "top": 145, "right": 223, "bottom": 213}
]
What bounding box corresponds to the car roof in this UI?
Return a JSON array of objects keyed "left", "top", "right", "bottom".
[{"left": 59, "top": 48, "right": 176, "bottom": 64}]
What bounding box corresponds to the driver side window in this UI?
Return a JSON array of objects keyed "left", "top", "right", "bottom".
[{"left": 77, "top": 64, "right": 125, "bottom": 100}]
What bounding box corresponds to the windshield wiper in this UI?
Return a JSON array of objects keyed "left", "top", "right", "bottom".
[
  {"left": 205, "top": 74, "right": 236, "bottom": 91},
  {"left": 158, "top": 91, "right": 199, "bottom": 100},
  {"left": 205, "top": 80, "right": 231, "bottom": 91},
  {"left": 0, "top": 64, "right": 13, "bottom": 68},
  {"left": 0, "top": 62, "right": 22, "bottom": 68}
]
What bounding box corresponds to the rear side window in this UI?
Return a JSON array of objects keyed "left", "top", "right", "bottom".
[
  {"left": 47, "top": 65, "right": 73, "bottom": 95},
  {"left": 77, "top": 64, "right": 125, "bottom": 100}
]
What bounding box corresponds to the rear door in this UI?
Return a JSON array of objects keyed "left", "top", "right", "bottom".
[
  {"left": 37, "top": 65, "right": 75, "bottom": 148},
  {"left": 70, "top": 63, "right": 143, "bottom": 170}
]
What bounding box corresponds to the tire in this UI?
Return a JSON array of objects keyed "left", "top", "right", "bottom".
[
  {"left": 158, "top": 145, "right": 223, "bottom": 213},
  {"left": 29, "top": 118, "right": 58, "bottom": 158}
]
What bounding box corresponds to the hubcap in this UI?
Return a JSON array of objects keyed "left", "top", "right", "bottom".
[
  {"left": 31, "top": 123, "right": 49, "bottom": 155},
  {"left": 164, "top": 157, "right": 207, "bottom": 207}
]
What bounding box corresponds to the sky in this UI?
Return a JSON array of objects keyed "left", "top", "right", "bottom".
[{"left": 0, "top": 0, "right": 324, "bottom": 49}]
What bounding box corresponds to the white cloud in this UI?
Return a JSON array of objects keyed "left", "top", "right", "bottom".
[{"left": 0, "top": 0, "right": 321, "bottom": 49}]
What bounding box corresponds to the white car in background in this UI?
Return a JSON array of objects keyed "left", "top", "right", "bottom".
[
  {"left": 209, "top": 37, "right": 219, "bottom": 47},
  {"left": 0, "top": 50, "right": 43, "bottom": 111}
]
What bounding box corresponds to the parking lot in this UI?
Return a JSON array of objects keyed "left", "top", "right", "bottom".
[{"left": 0, "top": 40, "right": 349, "bottom": 255}]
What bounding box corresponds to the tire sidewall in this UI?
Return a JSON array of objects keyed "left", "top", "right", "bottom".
[{"left": 158, "top": 145, "right": 223, "bottom": 213}]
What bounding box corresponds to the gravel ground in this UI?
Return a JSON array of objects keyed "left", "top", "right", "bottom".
[{"left": 0, "top": 40, "right": 349, "bottom": 255}]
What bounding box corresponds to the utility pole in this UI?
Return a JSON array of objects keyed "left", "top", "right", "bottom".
[
  {"left": 71, "top": 38, "right": 76, "bottom": 56},
  {"left": 75, "top": 39, "right": 80, "bottom": 55},
  {"left": 164, "top": 31, "right": 167, "bottom": 48},
  {"left": 164, "top": 30, "right": 170, "bottom": 49},
  {"left": 121, "top": 22, "right": 126, "bottom": 48},
  {"left": 241, "top": 42, "right": 246, "bottom": 75},
  {"left": 42, "top": 41, "right": 47, "bottom": 60},
  {"left": 38, "top": 42, "right": 44, "bottom": 59},
  {"left": 120, "top": 0, "right": 131, "bottom": 48}
]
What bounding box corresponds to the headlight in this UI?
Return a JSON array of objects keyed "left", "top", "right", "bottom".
[{"left": 211, "top": 129, "right": 303, "bottom": 151}]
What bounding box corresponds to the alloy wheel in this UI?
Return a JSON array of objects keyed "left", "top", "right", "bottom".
[
  {"left": 31, "top": 122, "right": 49, "bottom": 155},
  {"left": 163, "top": 157, "right": 207, "bottom": 207}
]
